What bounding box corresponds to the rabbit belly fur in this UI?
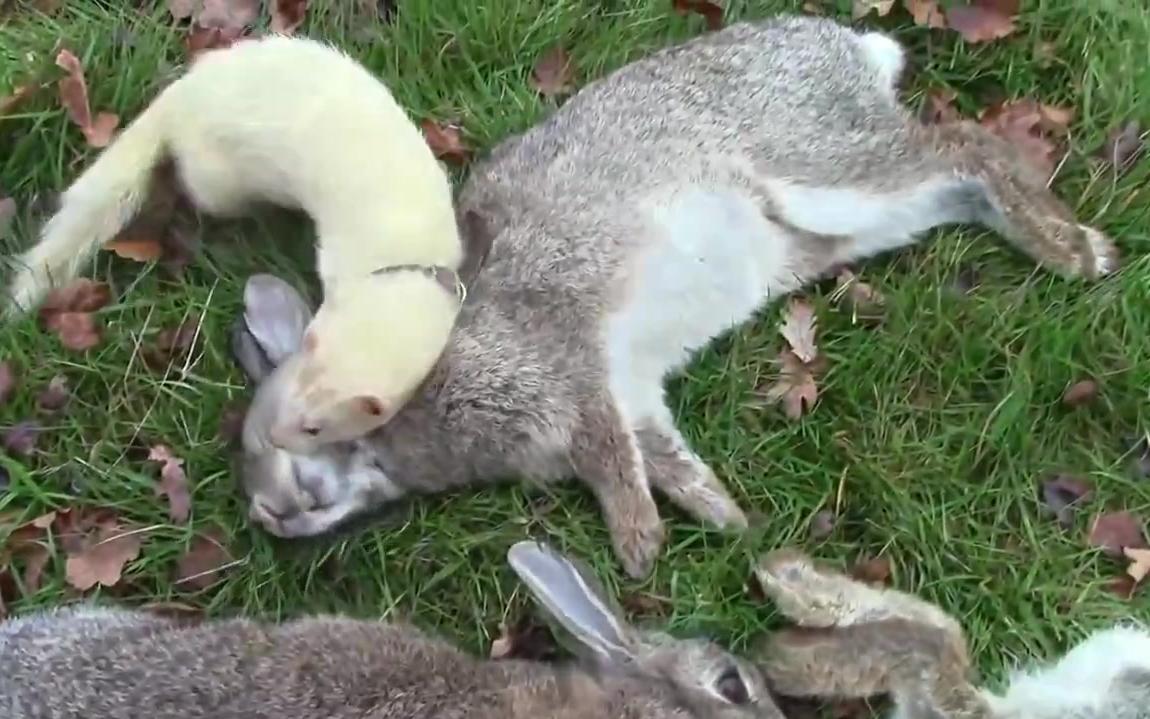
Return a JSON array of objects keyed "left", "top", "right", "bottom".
[{"left": 980, "top": 624, "right": 1150, "bottom": 719}]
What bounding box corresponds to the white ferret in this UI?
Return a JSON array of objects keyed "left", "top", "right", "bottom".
[{"left": 3, "top": 35, "right": 473, "bottom": 455}]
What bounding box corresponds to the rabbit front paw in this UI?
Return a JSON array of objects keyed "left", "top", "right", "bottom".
[{"left": 610, "top": 511, "right": 666, "bottom": 580}]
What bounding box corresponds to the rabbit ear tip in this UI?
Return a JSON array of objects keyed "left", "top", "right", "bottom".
[{"left": 507, "top": 539, "right": 553, "bottom": 563}]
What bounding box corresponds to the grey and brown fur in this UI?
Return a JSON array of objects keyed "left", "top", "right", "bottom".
[
  {"left": 234, "top": 15, "right": 1119, "bottom": 581},
  {"left": 0, "top": 541, "right": 781, "bottom": 719},
  {"left": 753, "top": 550, "right": 1150, "bottom": 719}
]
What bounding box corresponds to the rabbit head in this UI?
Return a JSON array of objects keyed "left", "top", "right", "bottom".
[
  {"left": 507, "top": 540, "right": 784, "bottom": 718},
  {"left": 231, "top": 273, "right": 408, "bottom": 538}
]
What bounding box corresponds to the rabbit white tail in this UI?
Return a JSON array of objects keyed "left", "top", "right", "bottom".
[{"left": 4, "top": 103, "right": 168, "bottom": 315}]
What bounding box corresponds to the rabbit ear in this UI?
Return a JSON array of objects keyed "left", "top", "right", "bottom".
[
  {"left": 507, "top": 540, "right": 637, "bottom": 665},
  {"left": 230, "top": 317, "right": 276, "bottom": 383},
  {"left": 240, "top": 274, "right": 313, "bottom": 367},
  {"left": 456, "top": 208, "right": 494, "bottom": 290}
]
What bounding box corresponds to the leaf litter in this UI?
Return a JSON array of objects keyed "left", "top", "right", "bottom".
[
  {"left": 530, "top": 46, "right": 576, "bottom": 98},
  {"left": 55, "top": 49, "right": 119, "bottom": 148},
  {"left": 763, "top": 298, "right": 827, "bottom": 420},
  {"left": 149, "top": 444, "right": 192, "bottom": 524},
  {"left": 421, "top": 119, "right": 472, "bottom": 165},
  {"left": 38, "top": 278, "right": 112, "bottom": 351}
]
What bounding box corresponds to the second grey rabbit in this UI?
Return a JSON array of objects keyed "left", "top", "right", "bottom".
[
  {"left": 0, "top": 541, "right": 780, "bottom": 719},
  {"left": 753, "top": 549, "right": 1150, "bottom": 719},
  {"left": 234, "top": 16, "right": 1119, "bottom": 579}
]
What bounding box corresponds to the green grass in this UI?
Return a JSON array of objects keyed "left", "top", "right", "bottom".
[{"left": 1, "top": 0, "right": 1149, "bottom": 696}]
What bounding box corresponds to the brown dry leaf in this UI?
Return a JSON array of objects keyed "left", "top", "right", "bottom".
[
  {"left": 905, "top": 0, "right": 946, "bottom": 28},
  {"left": 530, "top": 46, "right": 575, "bottom": 98},
  {"left": 671, "top": 0, "right": 724, "bottom": 31},
  {"left": 834, "top": 269, "right": 885, "bottom": 325},
  {"left": 1087, "top": 511, "right": 1148, "bottom": 558},
  {"left": 779, "top": 298, "right": 818, "bottom": 363},
  {"left": 64, "top": 520, "right": 143, "bottom": 591},
  {"left": 1040, "top": 473, "right": 1094, "bottom": 529},
  {"left": 489, "top": 616, "right": 560, "bottom": 661},
  {"left": 3, "top": 421, "right": 40, "bottom": 457},
  {"left": 979, "top": 100, "right": 1063, "bottom": 177},
  {"left": 0, "top": 361, "right": 16, "bottom": 406},
  {"left": 1097, "top": 120, "right": 1144, "bottom": 176},
  {"left": 36, "top": 374, "right": 70, "bottom": 412},
  {"left": 944, "top": 0, "right": 1018, "bottom": 44},
  {"left": 763, "top": 349, "right": 822, "bottom": 420},
  {"left": 1126, "top": 547, "right": 1150, "bottom": 585},
  {"left": 175, "top": 527, "right": 232, "bottom": 590},
  {"left": 852, "top": 0, "right": 895, "bottom": 20},
  {"left": 55, "top": 49, "right": 120, "bottom": 148},
  {"left": 185, "top": 25, "right": 245, "bottom": 58},
  {"left": 1104, "top": 574, "right": 1137, "bottom": 600},
  {"left": 0, "top": 83, "right": 42, "bottom": 118},
  {"left": 103, "top": 235, "right": 164, "bottom": 263},
  {"left": 919, "top": 88, "right": 959, "bottom": 125},
  {"left": 420, "top": 119, "right": 472, "bottom": 165},
  {"left": 849, "top": 556, "right": 892, "bottom": 586},
  {"left": 38, "top": 279, "right": 112, "bottom": 352},
  {"left": 149, "top": 444, "right": 191, "bottom": 524},
  {"left": 143, "top": 319, "right": 199, "bottom": 371},
  {"left": 271, "top": 0, "right": 309, "bottom": 34},
  {"left": 1061, "top": 379, "right": 1098, "bottom": 408}
]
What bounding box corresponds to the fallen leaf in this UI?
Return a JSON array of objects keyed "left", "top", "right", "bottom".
[
  {"left": 834, "top": 269, "right": 885, "bottom": 325},
  {"left": 55, "top": 49, "right": 120, "bottom": 148},
  {"left": 1087, "top": 511, "right": 1148, "bottom": 558},
  {"left": 763, "top": 350, "right": 822, "bottom": 420},
  {"left": 271, "top": 0, "right": 309, "bottom": 34},
  {"left": 944, "top": 0, "right": 1017, "bottom": 44},
  {"left": 217, "top": 400, "right": 249, "bottom": 444},
  {"left": 1039, "top": 474, "right": 1093, "bottom": 529},
  {"left": 919, "top": 88, "right": 959, "bottom": 125},
  {"left": 979, "top": 100, "right": 1063, "bottom": 177},
  {"left": 1061, "top": 379, "right": 1098, "bottom": 408},
  {"left": 0, "top": 83, "right": 41, "bottom": 118},
  {"left": 620, "top": 591, "right": 673, "bottom": 617},
  {"left": 1097, "top": 120, "right": 1144, "bottom": 176},
  {"left": 103, "top": 235, "right": 164, "bottom": 263},
  {"left": 36, "top": 374, "right": 70, "bottom": 412},
  {"left": 38, "top": 279, "right": 111, "bottom": 352},
  {"left": 0, "top": 361, "right": 16, "bottom": 406},
  {"left": 64, "top": 520, "right": 143, "bottom": 591},
  {"left": 530, "top": 46, "right": 575, "bottom": 98},
  {"left": 808, "top": 509, "right": 837, "bottom": 540},
  {"left": 1126, "top": 547, "right": 1150, "bottom": 584},
  {"left": 3, "top": 421, "right": 40, "bottom": 456},
  {"left": 489, "top": 615, "right": 560, "bottom": 661},
  {"left": 149, "top": 444, "right": 191, "bottom": 523},
  {"left": 905, "top": 0, "right": 946, "bottom": 28},
  {"left": 420, "top": 119, "right": 472, "bottom": 165},
  {"left": 852, "top": 0, "right": 894, "bottom": 20},
  {"left": 143, "top": 319, "right": 199, "bottom": 371},
  {"left": 779, "top": 298, "right": 818, "bottom": 363},
  {"left": 196, "top": 0, "right": 260, "bottom": 30},
  {"left": 850, "top": 556, "right": 892, "bottom": 586},
  {"left": 1104, "top": 574, "right": 1137, "bottom": 600},
  {"left": 671, "top": 0, "right": 724, "bottom": 31},
  {"left": 175, "top": 527, "right": 232, "bottom": 590}
]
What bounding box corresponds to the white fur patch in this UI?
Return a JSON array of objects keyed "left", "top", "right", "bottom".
[
  {"left": 605, "top": 188, "right": 796, "bottom": 423},
  {"left": 857, "top": 32, "right": 905, "bottom": 90}
]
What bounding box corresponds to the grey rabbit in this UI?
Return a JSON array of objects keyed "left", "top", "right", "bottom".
[
  {"left": 0, "top": 540, "right": 780, "bottom": 719},
  {"left": 234, "top": 15, "right": 1119, "bottom": 579},
  {"left": 753, "top": 549, "right": 1150, "bottom": 719}
]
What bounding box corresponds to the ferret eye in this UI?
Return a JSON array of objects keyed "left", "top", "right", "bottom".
[{"left": 301, "top": 425, "right": 321, "bottom": 436}]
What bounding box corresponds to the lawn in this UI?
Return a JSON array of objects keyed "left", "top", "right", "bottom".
[{"left": 1, "top": 0, "right": 1149, "bottom": 701}]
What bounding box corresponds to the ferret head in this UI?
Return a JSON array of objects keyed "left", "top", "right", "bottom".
[{"left": 265, "top": 272, "right": 461, "bottom": 455}]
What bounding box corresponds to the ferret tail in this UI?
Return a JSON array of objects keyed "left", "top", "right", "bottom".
[{"left": 3, "top": 100, "right": 169, "bottom": 315}]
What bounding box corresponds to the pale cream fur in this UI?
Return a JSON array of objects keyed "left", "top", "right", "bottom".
[{"left": 3, "top": 35, "right": 464, "bottom": 453}]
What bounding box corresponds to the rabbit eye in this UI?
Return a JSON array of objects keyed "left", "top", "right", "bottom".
[
  {"left": 301, "top": 425, "right": 321, "bottom": 436},
  {"left": 713, "top": 665, "right": 750, "bottom": 705}
]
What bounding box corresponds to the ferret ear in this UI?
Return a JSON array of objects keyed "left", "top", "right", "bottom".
[{"left": 356, "top": 395, "right": 387, "bottom": 418}]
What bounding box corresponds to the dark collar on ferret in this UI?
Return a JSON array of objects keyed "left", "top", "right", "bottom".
[{"left": 371, "top": 263, "right": 467, "bottom": 304}]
